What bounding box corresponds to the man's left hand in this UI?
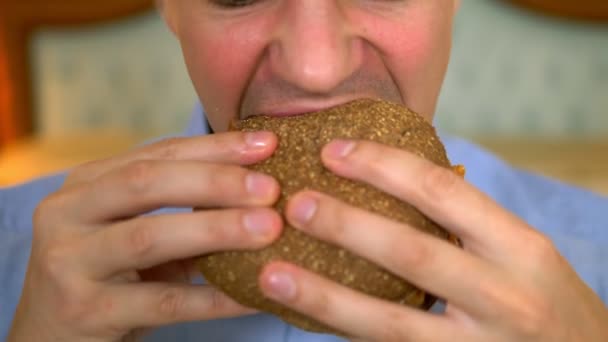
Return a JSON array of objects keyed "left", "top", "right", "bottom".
[{"left": 258, "top": 139, "right": 608, "bottom": 341}]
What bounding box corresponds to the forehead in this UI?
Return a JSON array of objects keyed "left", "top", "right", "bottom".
[{"left": 170, "top": 0, "right": 454, "bottom": 18}]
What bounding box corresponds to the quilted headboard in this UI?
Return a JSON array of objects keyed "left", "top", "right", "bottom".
[
  {"left": 0, "top": 0, "right": 154, "bottom": 146},
  {"left": 508, "top": 0, "right": 608, "bottom": 21}
]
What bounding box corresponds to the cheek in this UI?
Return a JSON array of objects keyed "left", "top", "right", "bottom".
[
  {"left": 179, "top": 24, "right": 262, "bottom": 131},
  {"left": 389, "top": 23, "right": 447, "bottom": 89},
  {"left": 364, "top": 12, "right": 452, "bottom": 118},
  {"left": 382, "top": 22, "right": 436, "bottom": 63}
]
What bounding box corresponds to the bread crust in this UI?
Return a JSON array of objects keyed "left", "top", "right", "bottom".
[{"left": 198, "top": 98, "right": 459, "bottom": 334}]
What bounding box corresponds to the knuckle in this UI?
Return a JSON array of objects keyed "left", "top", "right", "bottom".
[
  {"left": 97, "top": 292, "right": 116, "bottom": 317},
  {"left": 512, "top": 311, "right": 547, "bottom": 338},
  {"left": 420, "top": 165, "right": 460, "bottom": 203},
  {"left": 127, "top": 219, "right": 155, "bottom": 260},
  {"left": 212, "top": 164, "right": 241, "bottom": 186},
  {"left": 378, "top": 309, "right": 411, "bottom": 342},
  {"left": 33, "top": 192, "right": 65, "bottom": 229},
  {"left": 40, "top": 244, "right": 70, "bottom": 280},
  {"left": 155, "top": 137, "right": 183, "bottom": 160},
  {"left": 478, "top": 280, "right": 552, "bottom": 338},
  {"left": 96, "top": 293, "right": 128, "bottom": 336},
  {"left": 196, "top": 210, "right": 244, "bottom": 247},
  {"left": 65, "top": 160, "right": 102, "bottom": 185},
  {"left": 477, "top": 279, "right": 512, "bottom": 310},
  {"left": 320, "top": 200, "right": 347, "bottom": 242},
  {"left": 58, "top": 288, "right": 94, "bottom": 324},
  {"left": 198, "top": 218, "right": 228, "bottom": 246},
  {"left": 158, "top": 287, "right": 186, "bottom": 320},
  {"left": 352, "top": 142, "right": 385, "bottom": 175},
  {"left": 122, "top": 160, "right": 157, "bottom": 194},
  {"left": 303, "top": 290, "right": 331, "bottom": 320},
  {"left": 529, "top": 233, "right": 560, "bottom": 263},
  {"left": 40, "top": 246, "right": 93, "bottom": 322},
  {"left": 33, "top": 200, "right": 52, "bottom": 231},
  {"left": 509, "top": 291, "right": 552, "bottom": 338},
  {"left": 208, "top": 287, "right": 230, "bottom": 313},
  {"left": 64, "top": 167, "right": 85, "bottom": 186},
  {"left": 391, "top": 234, "right": 431, "bottom": 272}
]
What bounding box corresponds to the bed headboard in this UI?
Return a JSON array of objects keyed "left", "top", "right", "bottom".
[
  {"left": 507, "top": 0, "right": 608, "bottom": 21},
  {"left": 0, "top": 0, "right": 155, "bottom": 146}
]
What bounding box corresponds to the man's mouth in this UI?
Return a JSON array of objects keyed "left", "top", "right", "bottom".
[{"left": 242, "top": 95, "right": 385, "bottom": 119}]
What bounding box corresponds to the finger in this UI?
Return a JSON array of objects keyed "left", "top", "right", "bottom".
[
  {"left": 285, "top": 191, "right": 496, "bottom": 315},
  {"left": 102, "top": 283, "right": 257, "bottom": 330},
  {"left": 79, "top": 208, "right": 282, "bottom": 279},
  {"left": 259, "top": 261, "right": 467, "bottom": 342},
  {"left": 64, "top": 132, "right": 277, "bottom": 187},
  {"left": 69, "top": 160, "right": 280, "bottom": 222},
  {"left": 321, "top": 139, "right": 535, "bottom": 257}
]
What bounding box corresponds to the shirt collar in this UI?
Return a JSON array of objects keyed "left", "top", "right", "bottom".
[{"left": 183, "top": 103, "right": 210, "bottom": 137}]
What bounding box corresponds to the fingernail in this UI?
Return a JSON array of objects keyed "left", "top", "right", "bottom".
[
  {"left": 243, "top": 210, "right": 274, "bottom": 237},
  {"left": 266, "top": 272, "right": 297, "bottom": 301},
  {"left": 246, "top": 173, "right": 276, "bottom": 199},
  {"left": 291, "top": 196, "right": 317, "bottom": 225},
  {"left": 245, "top": 132, "right": 273, "bottom": 149},
  {"left": 325, "top": 140, "right": 355, "bottom": 160}
]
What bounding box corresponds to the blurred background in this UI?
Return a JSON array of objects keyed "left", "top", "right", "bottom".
[{"left": 1, "top": 0, "right": 607, "bottom": 194}]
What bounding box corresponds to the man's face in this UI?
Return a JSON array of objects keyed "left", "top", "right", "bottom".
[{"left": 161, "top": 0, "right": 458, "bottom": 132}]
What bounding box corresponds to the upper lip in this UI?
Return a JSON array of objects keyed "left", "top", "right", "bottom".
[{"left": 243, "top": 95, "right": 380, "bottom": 119}]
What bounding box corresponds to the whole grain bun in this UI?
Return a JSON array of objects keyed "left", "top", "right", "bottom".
[{"left": 198, "top": 98, "right": 459, "bottom": 334}]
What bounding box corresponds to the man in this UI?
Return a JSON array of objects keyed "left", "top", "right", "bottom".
[{"left": 3, "top": 1, "right": 608, "bottom": 341}]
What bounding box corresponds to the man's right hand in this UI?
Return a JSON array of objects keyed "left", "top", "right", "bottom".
[{"left": 8, "top": 131, "right": 282, "bottom": 342}]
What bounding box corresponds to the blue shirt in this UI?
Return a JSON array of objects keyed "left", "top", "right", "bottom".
[{"left": 1, "top": 105, "right": 607, "bottom": 341}]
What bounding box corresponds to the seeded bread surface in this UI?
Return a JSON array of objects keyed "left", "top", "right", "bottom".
[{"left": 198, "top": 98, "right": 457, "bottom": 334}]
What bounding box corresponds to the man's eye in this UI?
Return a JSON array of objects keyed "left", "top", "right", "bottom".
[{"left": 210, "top": 0, "right": 257, "bottom": 8}]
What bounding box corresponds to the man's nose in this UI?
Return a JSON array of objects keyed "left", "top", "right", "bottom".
[{"left": 268, "top": 1, "right": 362, "bottom": 94}]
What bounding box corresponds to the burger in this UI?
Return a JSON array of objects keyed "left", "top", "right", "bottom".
[{"left": 198, "top": 98, "right": 461, "bottom": 334}]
